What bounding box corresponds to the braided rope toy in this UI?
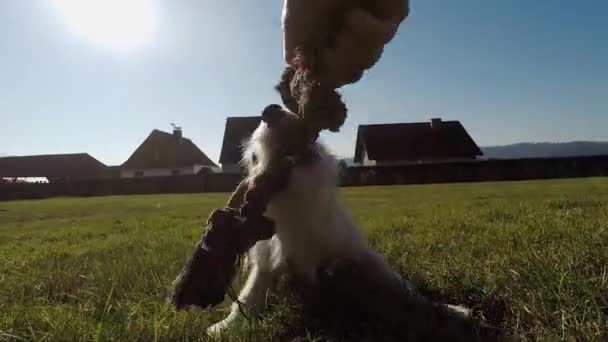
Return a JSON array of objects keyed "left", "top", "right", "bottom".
[{"left": 169, "top": 64, "right": 347, "bottom": 310}]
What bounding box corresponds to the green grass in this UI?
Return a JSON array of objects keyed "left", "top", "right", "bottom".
[{"left": 1, "top": 178, "right": 607, "bottom": 341}]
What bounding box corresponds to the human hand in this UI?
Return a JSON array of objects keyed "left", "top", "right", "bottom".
[{"left": 282, "top": 0, "right": 409, "bottom": 88}]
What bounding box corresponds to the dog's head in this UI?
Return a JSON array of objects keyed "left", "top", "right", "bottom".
[{"left": 242, "top": 105, "right": 317, "bottom": 175}]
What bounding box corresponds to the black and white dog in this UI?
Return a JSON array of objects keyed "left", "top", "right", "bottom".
[{"left": 208, "top": 109, "right": 469, "bottom": 335}]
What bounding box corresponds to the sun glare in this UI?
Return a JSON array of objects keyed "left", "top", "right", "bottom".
[{"left": 50, "top": 0, "right": 160, "bottom": 54}]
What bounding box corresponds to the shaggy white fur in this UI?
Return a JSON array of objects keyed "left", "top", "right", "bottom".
[{"left": 207, "top": 114, "right": 467, "bottom": 336}]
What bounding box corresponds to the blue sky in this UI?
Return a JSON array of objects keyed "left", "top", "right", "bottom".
[{"left": 1, "top": 0, "right": 606, "bottom": 165}]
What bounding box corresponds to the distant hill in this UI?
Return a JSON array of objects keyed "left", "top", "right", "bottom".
[
  {"left": 481, "top": 141, "right": 608, "bottom": 159},
  {"left": 340, "top": 141, "right": 608, "bottom": 162}
]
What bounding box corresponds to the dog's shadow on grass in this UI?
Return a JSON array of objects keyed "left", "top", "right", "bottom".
[{"left": 258, "top": 274, "right": 508, "bottom": 342}]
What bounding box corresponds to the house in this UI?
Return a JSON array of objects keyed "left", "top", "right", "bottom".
[
  {"left": 354, "top": 118, "right": 482, "bottom": 166},
  {"left": 121, "top": 127, "right": 217, "bottom": 178},
  {"left": 218, "top": 116, "right": 262, "bottom": 173},
  {"left": 0, "top": 153, "right": 108, "bottom": 182}
]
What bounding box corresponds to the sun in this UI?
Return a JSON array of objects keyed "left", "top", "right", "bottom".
[{"left": 50, "top": 0, "right": 160, "bottom": 54}]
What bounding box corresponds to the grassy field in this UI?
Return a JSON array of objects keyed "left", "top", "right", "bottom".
[{"left": 1, "top": 178, "right": 607, "bottom": 341}]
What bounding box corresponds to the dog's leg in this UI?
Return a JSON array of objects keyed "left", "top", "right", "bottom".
[
  {"left": 207, "top": 238, "right": 284, "bottom": 336},
  {"left": 354, "top": 249, "right": 416, "bottom": 294}
]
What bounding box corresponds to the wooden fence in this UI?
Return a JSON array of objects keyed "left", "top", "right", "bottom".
[
  {"left": 342, "top": 155, "right": 608, "bottom": 186},
  {"left": 1, "top": 155, "right": 607, "bottom": 201}
]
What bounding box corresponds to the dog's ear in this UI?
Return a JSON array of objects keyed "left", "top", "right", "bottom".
[{"left": 261, "top": 104, "right": 285, "bottom": 127}]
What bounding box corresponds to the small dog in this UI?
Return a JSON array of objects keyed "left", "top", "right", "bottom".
[{"left": 207, "top": 109, "right": 469, "bottom": 335}]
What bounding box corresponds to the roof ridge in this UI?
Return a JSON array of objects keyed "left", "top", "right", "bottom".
[
  {"left": 122, "top": 128, "right": 217, "bottom": 169},
  {"left": 0, "top": 152, "right": 93, "bottom": 158},
  {"left": 226, "top": 116, "right": 260, "bottom": 119},
  {"left": 150, "top": 129, "right": 195, "bottom": 143},
  {"left": 360, "top": 120, "right": 460, "bottom": 127}
]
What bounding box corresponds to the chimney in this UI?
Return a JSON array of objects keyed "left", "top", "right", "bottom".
[
  {"left": 173, "top": 127, "right": 182, "bottom": 139},
  {"left": 430, "top": 118, "right": 442, "bottom": 130}
]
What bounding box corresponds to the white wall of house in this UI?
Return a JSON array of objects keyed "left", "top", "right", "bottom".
[
  {"left": 194, "top": 164, "right": 221, "bottom": 174},
  {"left": 121, "top": 165, "right": 200, "bottom": 178},
  {"left": 221, "top": 163, "right": 242, "bottom": 174},
  {"left": 370, "top": 157, "right": 478, "bottom": 167},
  {"left": 358, "top": 144, "right": 478, "bottom": 166},
  {"left": 359, "top": 145, "right": 477, "bottom": 167},
  {"left": 362, "top": 148, "right": 376, "bottom": 167}
]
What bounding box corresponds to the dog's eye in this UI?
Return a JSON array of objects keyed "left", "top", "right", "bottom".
[{"left": 251, "top": 153, "right": 258, "bottom": 165}]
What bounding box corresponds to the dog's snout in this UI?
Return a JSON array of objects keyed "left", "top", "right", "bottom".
[{"left": 261, "top": 104, "right": 285, "bottom": 127}]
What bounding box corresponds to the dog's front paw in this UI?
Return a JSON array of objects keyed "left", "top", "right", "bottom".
[
  {"left": 206, "top": 311, "right": 246, "bottom": 338},
  {"left": 206, "top": 320, "right": 230, "bottom": 337},
  {"left": 445, "top": 304, "right": 472, "bottom": 318}
]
